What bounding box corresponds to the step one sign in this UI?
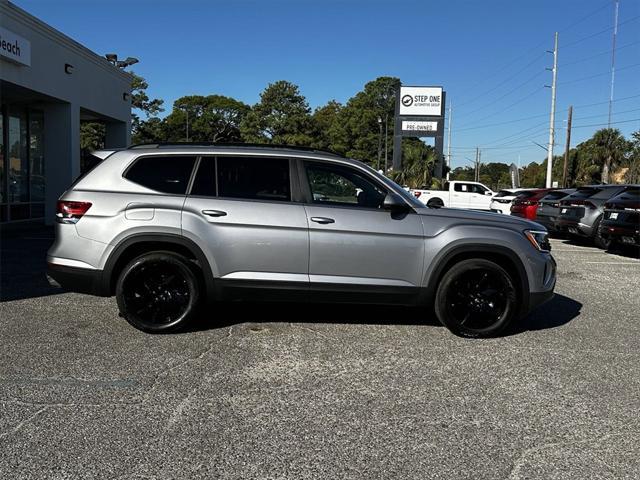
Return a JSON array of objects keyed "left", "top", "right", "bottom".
[
  {"left": 399, "top": 86, "right": 443, "bottom": 116},
  {"left": 401, "top": 120, "right": 438, "bottom": 132}
]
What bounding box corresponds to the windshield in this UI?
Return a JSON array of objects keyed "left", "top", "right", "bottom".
[{"left": 362, "top": 165, "right": 425, "bottom": 208}]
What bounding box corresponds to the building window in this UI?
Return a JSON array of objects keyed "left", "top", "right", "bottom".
[{"left": 0, "top": 107, "right": 45, "bottom": 222}]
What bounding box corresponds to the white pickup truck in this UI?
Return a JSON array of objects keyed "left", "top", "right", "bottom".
[{"left": 411, "top": 181, "right": 495, "bottom": 210}]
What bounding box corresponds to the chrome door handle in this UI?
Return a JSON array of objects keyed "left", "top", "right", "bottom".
[
  {"left": 202, "top": 209, "right": 227, "bottom": 217},
  {"left": 310, "top": 217, "right": 335, "bottom": 224}
]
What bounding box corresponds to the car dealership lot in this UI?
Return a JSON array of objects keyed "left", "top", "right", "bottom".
[{"left": 1, "top": 229, "right": 639, "bottom": 479}]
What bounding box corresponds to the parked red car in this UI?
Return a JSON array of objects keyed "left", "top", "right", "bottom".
[{"left": 510, "top": 189, "right": 555, "bottom": 220}]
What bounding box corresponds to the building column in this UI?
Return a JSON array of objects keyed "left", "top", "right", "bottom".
[
  {"left": 105, "top": 119, "right": 130, "bottom": 148},
  {"left": 44, "top": 102, "right": 80, "bottom": 225}
]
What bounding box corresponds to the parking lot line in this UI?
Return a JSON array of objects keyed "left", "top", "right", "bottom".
[{"left": 584, "top": 261, "right": 640, "bottom": 265}]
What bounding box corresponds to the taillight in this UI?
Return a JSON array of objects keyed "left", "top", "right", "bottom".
[
  {"left": 56, "top": 201, "right": 92, "bottom": 224},
  {"left": 414, "top": 191, "right": 421, "bottom": 198},
  {"left": 565, "top": 199, "right": 596, "bottom": 209}
]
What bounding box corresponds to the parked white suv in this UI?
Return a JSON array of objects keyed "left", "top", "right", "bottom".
[
  {"left": 411, "top": 181, "right": 494, "bottom": 210},
  {"left": 490, "top": 189, "right": 530, "bottom": 214}
]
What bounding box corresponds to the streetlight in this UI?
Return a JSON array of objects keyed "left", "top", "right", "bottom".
[
  {"left": 179, "top": 105, "right": 190, "bottom": 142},
  {"left": 377, "top": 117, "right": 383, "bottom": 171},
  {"left": 104, "top": 53, "right": 139, "bottom": 69}
]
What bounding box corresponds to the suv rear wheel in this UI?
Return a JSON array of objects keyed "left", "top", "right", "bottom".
[
  {"left": 116, "top": 251, "right": 200, "bottom": 333},
  {"left": 435, "top": 258, "right": 518, "bottom": 338}
]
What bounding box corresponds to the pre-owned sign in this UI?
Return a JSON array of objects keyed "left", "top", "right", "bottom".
[
  {"left": 0, "top": 27, "right": 31, "bottom": 67},
  {"left": 399, "top": 86, "right": 443, "bottom": 116},
  {"left": 401, "top": 120, "right": 438, "bottom": 132}
]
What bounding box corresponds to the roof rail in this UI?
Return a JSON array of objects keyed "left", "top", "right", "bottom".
[{"left": 128, "top": 142, "right": 342, "bottom": 156}]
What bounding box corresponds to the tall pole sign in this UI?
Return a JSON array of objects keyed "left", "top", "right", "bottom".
[{"left": 392, "top": 85, "right": 446, "bottom": 178}]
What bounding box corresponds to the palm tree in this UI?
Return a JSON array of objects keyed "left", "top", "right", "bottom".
[
  {"left": 391, "top": 142, "right": 437, "bottom": 188},
  {"left": 586, "top": 128, "right": 629, "bottom": 184}
]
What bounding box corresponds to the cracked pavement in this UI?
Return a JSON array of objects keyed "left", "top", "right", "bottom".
[{"left": 1, "top": 228, "right": 640, "bottom": 479}]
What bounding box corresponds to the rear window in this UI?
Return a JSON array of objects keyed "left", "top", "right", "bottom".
[
  {"left": 217, "top": 156, "right": 291, "bottom": 202},
  {"left": 495, "top": 190, "right": 515, "bottom": 197},
  {"left": 590, "top": 186, "right": 626, "bottom": 199},
  {"left": 541, "top": 190, "right": 571, "bottom": 201},
  {"left": 569, "top": 187, "right": 601, "bottom": 199},
  {"left": 618, "top": 187, "right": 640, "bottom": 199},
  {"left": 515, "top": 191, "right": 536, "bottom": 199},
  {"left": 124, "top": 156, "right": 196, "bottom": 194}
]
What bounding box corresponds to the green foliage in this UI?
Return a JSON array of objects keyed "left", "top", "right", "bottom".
[
  {"left": 80, "top": 122, "right": 105, "bottom": 151},
  {"left": 163, "top": 95, "right": 250, "bottom": 142},
  {"left": 390, "top": 139, "right": 436, "bottom": 188},
  {"left": 240, "top": 81, "right": 314, "bottom": 145}
]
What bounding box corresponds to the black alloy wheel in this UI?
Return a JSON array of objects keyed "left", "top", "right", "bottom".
[
  {"left": 116, "top": 252, "right": 200, "bottom": 333},
  {"left": 435, "top": 259, "right": 518, "bottom": 338}
]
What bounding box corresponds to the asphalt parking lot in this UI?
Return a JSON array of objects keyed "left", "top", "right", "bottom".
[{"left": 1, "top": 226, "right": 639, "bottom": 479}]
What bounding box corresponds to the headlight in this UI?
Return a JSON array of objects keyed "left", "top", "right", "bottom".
[{"left": 524, "top": 230, "right": 551, "bottom": 252}]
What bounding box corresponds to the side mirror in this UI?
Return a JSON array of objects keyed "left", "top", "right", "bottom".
[
  {"left": 383, "top": 193, "right": 410, "bottom": 213},
  {"left": 485, "top": 191, "right": 493, "bottom": 196}
]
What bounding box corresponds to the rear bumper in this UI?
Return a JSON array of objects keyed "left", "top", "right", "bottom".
[
  {"left": 555, "top": 217, "right": 594, "bottom": 237},
  {"left": 47, "top": 262, "right": 108, "bottom": 296},
  {"left": 599, "top": 223, "right": 640, "bottom": 246}
]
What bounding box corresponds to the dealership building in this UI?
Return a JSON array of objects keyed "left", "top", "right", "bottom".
[{"left": 0, "top": 0, "right": 132, "bottom": 224}]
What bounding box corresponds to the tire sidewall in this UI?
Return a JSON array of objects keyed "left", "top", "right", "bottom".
[
  {"left": 116, "top": 252, "right": 199, "bottom": 333},
  {"left": 435, "top": 258, "right": 518, "bottom": 338}
]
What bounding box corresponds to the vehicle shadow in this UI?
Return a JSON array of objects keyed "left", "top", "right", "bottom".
[
  {"left": 0, "top": 225, "right": 59, "bottom": 302},
  {"left": 188, "top": 293, "right": 581, "bottom": 336},
  {"left": 511, "top": 293, "right": 582, "bottom": 335}
]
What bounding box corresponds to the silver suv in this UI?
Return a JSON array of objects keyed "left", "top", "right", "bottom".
[{"left": 47, "top": 144, "right": 556, "bottom": 337}]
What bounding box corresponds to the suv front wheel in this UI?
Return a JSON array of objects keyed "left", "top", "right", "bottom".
[
  {"left": 116, "top": 251, "right": 200, "bottom": 333},
  {"left": 435, "top": 258, "right": 518, "bottom": 338}
]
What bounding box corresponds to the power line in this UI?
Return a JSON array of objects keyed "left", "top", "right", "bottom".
[
  {"left": 562, "top": 14, "right": 640, "bottom": 49},
  {"left": 557, "top": 62, "right": 640, "bottom": 86},
  {"left": 455, "top": 94, "right": 640, "bottom": 133},
  {"left": 455, "top": 53, "right": 546, "bottom": 109},
  {"left": 456, "top": 87, "right": 545, "bottom": 128},
  {"left": 559, "top": 40, "right": 640, "bottom": 67},
  {"left": 573, "top": 107, "right": 640, "bottom": 122},
  {"left": 571, "top": 118, "right": 640, "bottom": 129}
]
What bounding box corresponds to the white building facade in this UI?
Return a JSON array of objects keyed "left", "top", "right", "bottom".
[{"left": 0, "top": 0, "right": 132, "bottom": 223}]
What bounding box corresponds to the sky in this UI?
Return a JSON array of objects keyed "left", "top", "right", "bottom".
[{"left": 13, "top": 0, "right": 640, "bottom": 170}]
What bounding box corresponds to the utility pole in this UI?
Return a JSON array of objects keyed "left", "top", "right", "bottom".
[
  {"left": 446, "top": 101, "right": 452, "bottom": 180},
  {"left": 384, "top": 113, "right": 389, "bottom": 172},
  {"left": 608, "top": 0, "right": 619, "bottom": 127},
  {"left": 475, "top": 147, "right": 480, "bottom": 182},
  {"left": 562, "top": 105, "right": 573, "bottom": 188},
  {"left": 545, "top": 32, "right": 558, "bottom": 188}
]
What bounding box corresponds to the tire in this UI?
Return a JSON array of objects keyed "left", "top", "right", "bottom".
[
  {"left": 593, "top": 220, "right": 611, "bottom": 250},
  {"left": 427, "top": 198, "right": 444, "bottom": 209},
  {"left": 434, "top": 258, "right": 518, "bottom": 338},
  {"left": 116, "top": 251, "right": 200, "bottom": 333}
]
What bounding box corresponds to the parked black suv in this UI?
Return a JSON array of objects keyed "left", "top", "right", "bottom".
[
  {"left": 598, "top": 186, "right": 640, "bottom": 248},
  {"left": 555, "top": 185, "right": 633, "bottom": 248}
]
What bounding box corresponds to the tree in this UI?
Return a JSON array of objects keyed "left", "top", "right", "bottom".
[
  {"left": 583, "top": 128, "right": 630, "bottom": 184},
  {"left": 130, "top": 72, "right": 164, "bottom": 140},
  {"left": 240, "top": 81, "right": 313, "bottom": 145},
  {"left": 390, "top": 140, "right": 436, "bottom": 188},
  {"left": 338, "top": 76, "right": 400, "bottom": 164},
  {"left": 311, "top": 100, "right": 347, "bottom": 153},
  {"left": 164, "top": 95, "right": 249, "bottom": 142},
  {"left": 625, "top": 130, "right": 640, "bottom": 184}
]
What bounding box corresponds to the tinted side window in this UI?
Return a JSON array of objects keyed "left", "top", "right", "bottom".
[
  {"left": 217, "top": 156, "right": 291, "bottom": 202},
  {"left": 454, "top": 183, "right": 471, "bottom": 192},
  {"left": 191, "top": 157, "right": 216, "bottom": 196},
  {"left": 306, "top": 162, "right": 386, "bottom": 209},
  {"left": 125, "top": 156, "right": 196, "bottom": 194}
]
